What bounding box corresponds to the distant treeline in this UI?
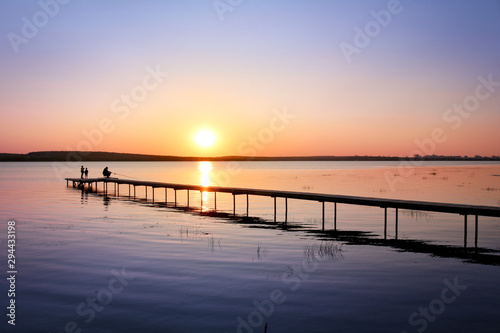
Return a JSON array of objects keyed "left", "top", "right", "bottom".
[{"left": 0, "top": 151, "right": 499, "bottom": 162}]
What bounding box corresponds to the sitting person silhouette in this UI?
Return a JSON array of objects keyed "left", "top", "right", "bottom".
[{"left": 102, "top": 167, "right": 112, "bottom": 178}]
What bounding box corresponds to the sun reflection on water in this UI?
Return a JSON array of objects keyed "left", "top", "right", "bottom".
[{"left": 199, "top": 161, "right": 212, "bottom": 211}]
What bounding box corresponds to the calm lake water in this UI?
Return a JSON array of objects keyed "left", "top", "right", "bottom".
[{"left": 0, "top": 161, "right": 499, "bottom": 333}]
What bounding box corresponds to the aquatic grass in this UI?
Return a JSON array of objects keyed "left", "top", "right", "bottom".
[
  {"left": 178, "top": 225, "right": 208, "bottom": 239},
  {"left": 207, "top": 235, "right": 222, "bottom": 253},
  {"left": 253, "top": 242, "right": 268, "bottom": 261},
  {"left": 303, "top": 242, "right": 343, "bottom": 262},
  {"left": 257, "top": 242, "right": 262, "bottom": 256}
]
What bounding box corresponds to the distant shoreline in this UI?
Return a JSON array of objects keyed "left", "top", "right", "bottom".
[{"left": 0, "top": 151, "right": 499, "bottom": 162}]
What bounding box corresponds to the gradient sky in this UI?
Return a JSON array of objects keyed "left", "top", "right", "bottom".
[{"left": 1, "top": 0, "right": 499, "bottom": 157}]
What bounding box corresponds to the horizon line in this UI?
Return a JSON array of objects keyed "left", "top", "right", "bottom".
[{"left": 1, "top": 150, "right": 499, "bottom": 162}]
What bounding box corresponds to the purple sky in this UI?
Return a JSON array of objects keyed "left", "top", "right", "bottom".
[{"left": 1, "top": 0, "right": 499, "bottom": 156}]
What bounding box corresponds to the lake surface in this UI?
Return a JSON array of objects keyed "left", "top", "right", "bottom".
[{"left": 0, "top": 161, "right": 499, "bottom": 332}]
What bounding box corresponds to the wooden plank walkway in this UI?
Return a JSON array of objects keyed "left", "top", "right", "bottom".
[{"left": 65, "top": 177, "right": 500, "bottom": 248}]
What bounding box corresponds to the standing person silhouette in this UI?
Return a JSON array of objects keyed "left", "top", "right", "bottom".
[
  {"left": 80, "top": 166, "right": 84, "bottom": 178},
  {"left": 102, "top": 167, "right": 111, "bottom": 178},
  {"left": 84, "top": 168, "right": 89, "bottom": 178}
]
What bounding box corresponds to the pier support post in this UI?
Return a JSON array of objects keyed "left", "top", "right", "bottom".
[
  {"left": 117, "top": 184, "right": 119, "bottom": 197},
  {"left": 233, "top": 194, "right": 236, "bottom": 217},
  {"left": 334, "top": 202, "right": 337, "bottom": 231},
  {"left": 395, "top": 208, "right": 399, "bottom": 240},
  {"left": 246, "top": 194, "right": 249, "bottom": 217},
  {"left": 384, "top": 207, "right": 387, "bottom": 240},
  {"left": 145, "top": 186, "right": 148, "bottom": 201},
  {"left": 475, "top": 215, "right": 478, "bottom": 248},
  {"left": 214, "top": 192, "right": 217, "bottom": 211},
  {"left": 464, "top": 214, "right": 468, "bottom": 248},
  {"left": 129, "top": 184, "right": 131, "bottom": 197},
  {"left": 322, "top": 201, "right": 325, "bottom": 231},
  {"left": 152, "top": 187, "right": 155, "bottom": 203},
  {"left": 273, "top": 197, "right": 277, "bottom": 223},
  {"left": 165, "top": 188, "right": 168, "bottom": 206},
  {"left": 285, "top": 198, "right": 288, "bottom": 224},
  {"left": 174, "top": 189, "right": 177, "bottom": 208},
  {"left": 133, "top": 185, "right": 136, "bottom": 199}
]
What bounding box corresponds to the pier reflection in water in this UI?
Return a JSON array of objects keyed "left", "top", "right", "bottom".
[{"left": 68, "top": 175, "right": 500, "bottom": 266}]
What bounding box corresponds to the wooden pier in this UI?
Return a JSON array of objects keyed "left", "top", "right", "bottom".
[{"left": 66, "top": 177, "right": 500, "bottom": 248}]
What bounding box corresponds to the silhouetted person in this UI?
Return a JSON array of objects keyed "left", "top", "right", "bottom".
[
  {"left": 102, "top": 167, "right": 111, "bottom": 178},
  {"left": 84, "top": 168, "right": 89, "bottom": 178},
  {"left": 80, "top": 166, "right": 84, "bottom": 178}
]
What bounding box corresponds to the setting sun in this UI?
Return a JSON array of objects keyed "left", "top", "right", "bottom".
[{"left": 194, "top": 130, "right": 216, "bottom": 148}]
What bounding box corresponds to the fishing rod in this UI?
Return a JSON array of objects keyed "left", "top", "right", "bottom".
[{"left": 111, "top": 172, "right": 140, "bottom": 180}]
